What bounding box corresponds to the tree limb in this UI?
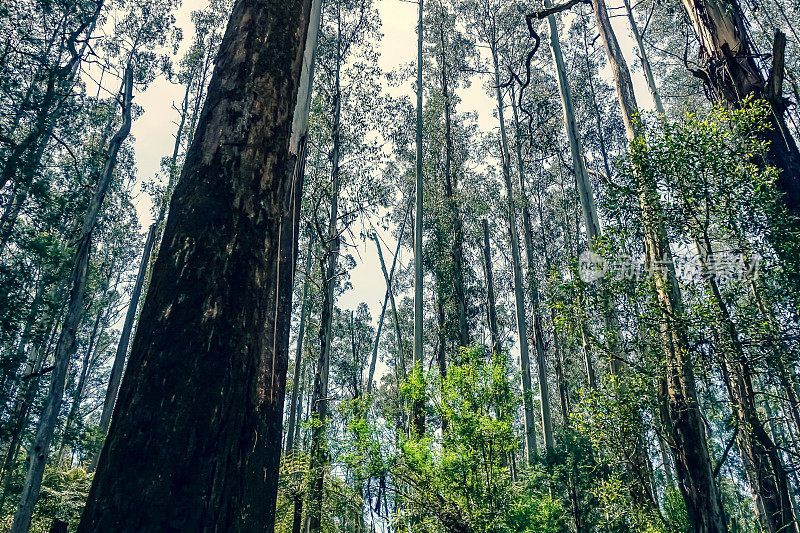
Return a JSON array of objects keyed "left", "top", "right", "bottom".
[{"left": 533, "top": 0, "right": 590, "bottom": 20}]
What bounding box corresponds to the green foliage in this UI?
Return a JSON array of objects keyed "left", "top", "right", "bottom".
[
  {"left": 0, "top": 466, "right": 91, "bottom": 532},
  {"left": 398, "top": 346, "right": 568, "bottom": 533}
]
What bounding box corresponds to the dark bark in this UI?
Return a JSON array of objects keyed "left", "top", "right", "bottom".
[
  {"left": 680, "top": 0, "right": 800, "bottom": 215},
  {"left": 438, "top": 9, "right": 468, "bottom": 348},
  {"left": 78, "top": 1, "right": 313, "bottom": 529}
]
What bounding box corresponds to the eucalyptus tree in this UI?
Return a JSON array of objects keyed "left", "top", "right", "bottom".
[
  {"left": 303, "top": 0, "right": 387, "bottom": 530},
  {"left": 460, "top": 0, "right": 539, "bottom": 464},
  {"left": 78, "top": 0, "right": 316, "bottom": 529},
  {"left": 426, "top": 0, "right": 475, "bottom": 350}
]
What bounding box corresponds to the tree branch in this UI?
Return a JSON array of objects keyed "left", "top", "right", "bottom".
[{"left": 533, "top": 0, "right": 590, "bottom": 20}]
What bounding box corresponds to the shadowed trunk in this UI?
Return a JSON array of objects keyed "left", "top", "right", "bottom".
[{"left": 77, "top": 0, "right": 313, "bottom": 529}]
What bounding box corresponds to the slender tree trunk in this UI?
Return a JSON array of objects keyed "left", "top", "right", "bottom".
[
  {"left": 368, "top": 205, "right": 409, "bottom": 399},
  {"left": 88, "top": 223, "right": 156, "bottom": 475},
  {"left": 12, "top": 67, "right": 134, "bottom": 533},
  {"left": 412, "top": 0, "right": 425, "bottom": 440},
  {"left": 533, "top": 177, "right": 570, "bottom": 422},
  {"left": 375, "top": 215, "right": 407, "bottom": 385},
  {"left": 435, "top": 291, "right": 448, "bottom": 432},
  {"left": 541, "top": 6, "right": 602, "bottom": 386},
  {"left": 490, "top": 37, "right": 537, "bottom": 465},
  {"left": 481, "top": 220, "right": 500, "bottom": 356},
  {"left": 57, "top": 285, "right": 108, "bottom": 463},
  {"left": 286, "top": 243, "right": 313, "bottom": 455},
  {"left": 308, "top": 16, "right": 343, "bottom": 529},
  {"left": 510, "top": 87, "right": 554, "bottom": 454},
  {"left": 620, "top": 0, "right": 665, "bottom": 115},
  {"left": 78, "top": 0, "right": 314, "bottom": 528},
  {"left": 696, "top": 237, "right": 794, "bottom": 533},
  {"left": 285, "top": 0, "right": 324, "bottom": 462}
]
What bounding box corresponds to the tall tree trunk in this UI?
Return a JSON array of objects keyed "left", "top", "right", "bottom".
[
  {"left": 583, "top": 0, "right": 727, "bottom": 523},
  {"left": 58, "top": 267, "right": 118, "bottom": 464},
  {"left": 411, "top": 0, "right": 425, "bottom": 440},
  {"left": 510, "top": 87, "right": 554, "bottom": 454},
  {"left": 490, "top": 36, "right": 538, "bottom": 465},
  {"left": 696, "top": 237, "right": 794, "bottom": 533},
  {"left": 541, "top": 5, "right": 603, "bottom": 386},
  {"left": 308, "top": 15, "right": 343, "bottom": 529},
  {"left": 620, "top": 0, "right": 665, "bottom": 115},
  {"left": 438, "top": 7, "right": 468, "bottom": 348},
  {"left": 375, "top": 215, "right": 407, "bottom": 386},
  {"left": 285, "top": 0, "right": 323, "bottom": 461},
  {"left": 285, "top": 242, "right": 313, "bottom": 455},
  {"left": 481, "top": 219, "right": 500, "bottom": 356},
  {"left": 78, "top": 0, "right": 314, "bottom": 528},
  {"left": 12, "top": 66, "right": 134, "bottom": 533},
  {"left": 88, "top": 223, "right": 157, "bottom": 475},
  {"left": 533, "top": 176, "right": 570, "bottom": 422}
]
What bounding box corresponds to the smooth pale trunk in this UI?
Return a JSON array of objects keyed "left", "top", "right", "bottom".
[
  {"left": 542, "top": 5, "right": 601, "bottom": 386},
  {"left": 510, "top": 88, "right": 554, "bottom": 453},
  {"left": 12, "top": 68, "right": 133, "bottom": 533},
  {"left": 368, "top": 208, "right": 408, "bottom": 399},
  {"left": 490, "top": 39, "right": 538, "bottom": 465},
  {"left": 89, "top": 223, "right": 157, "bottom": 474}
]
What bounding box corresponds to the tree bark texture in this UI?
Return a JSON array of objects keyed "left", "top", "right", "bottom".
[{"left": 78, "top": 1, "right": 313, "bottom": 530}]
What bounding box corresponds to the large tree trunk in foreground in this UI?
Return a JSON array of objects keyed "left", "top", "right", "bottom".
[
  {"left": 575, "top": 0, "right": 727, "bottom": 526},
  {"left": 78, "top": 1, "right": 313, "bottom": 530}
]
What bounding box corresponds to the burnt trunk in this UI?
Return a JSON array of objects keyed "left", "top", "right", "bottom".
[{"left": 78, "top": 1, "right": 313, "bottom": 530}]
